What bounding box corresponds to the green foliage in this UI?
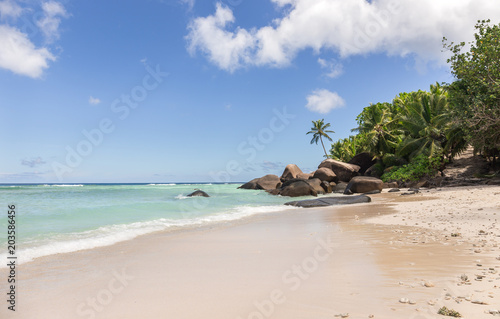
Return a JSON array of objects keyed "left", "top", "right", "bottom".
[
  {"left": 445, "top": 19, "right": 500, "bottom": 163},
  {"left": 381, "top": 153, "right": 407, "bottom": 168},
  {"left": 353, "top": 102, "right": 401, "bottom": 158},
  {"left": 396, "top": 86, "right": 453, "bottom": 160},
  {"left": 330, "top": 134, "right": 369, "bottom": 162},
  {"left": 307, "top": 119, "right": 335, "bottom": 158},
  {"left": 381, "top": 153, "right": 442, "bottom": 183}
]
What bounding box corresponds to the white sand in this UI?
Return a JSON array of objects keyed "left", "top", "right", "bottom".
[{"left": 365, "top": 185, "right": 500, "bottom": 319}]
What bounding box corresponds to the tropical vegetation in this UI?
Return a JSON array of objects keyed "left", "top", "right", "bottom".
[
  {"left": 444, "top": 19, "right": 500, "bottom": 165},
  {"left": 308, "top": 19, "right": 500, "bottom": 183}
]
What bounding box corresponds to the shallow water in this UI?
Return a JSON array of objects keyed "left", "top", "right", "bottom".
[{"left": 0, "top": 183, "right": 326, "bottom": 266}]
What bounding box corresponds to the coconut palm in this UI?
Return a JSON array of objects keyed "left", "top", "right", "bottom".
[
  {"left": 352, "top": 102, "right": 401, "bottom": 158},
  {"left": 330, "top": 136, "right": 357, "bottom": 162},
  {"left": 307, "top": 119, "right": 335, "bottom": 158},
  {"left": 396, "top": 90, "right": 450, "bottom": 159}
]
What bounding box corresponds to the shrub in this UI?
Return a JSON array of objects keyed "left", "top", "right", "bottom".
[{"left": 381, "top": 154, "right": 443, "bottom": 182}]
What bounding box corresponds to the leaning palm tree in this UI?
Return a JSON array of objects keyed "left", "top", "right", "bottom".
[{"left": 307, "top": 119, "right": 335, "bottom": 158}]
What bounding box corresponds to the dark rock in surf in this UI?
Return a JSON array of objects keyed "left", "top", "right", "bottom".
[{"left": 187, "top": 190, "right": 210, "bottom": 197}]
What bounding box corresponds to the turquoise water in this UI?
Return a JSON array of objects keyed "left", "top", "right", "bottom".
[{"left": 0, "top": 183, "right": 313, "bottom": 266}]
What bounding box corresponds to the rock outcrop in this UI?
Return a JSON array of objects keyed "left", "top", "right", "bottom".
[
  {"left": 278, "top": 179, "right": 318, "bottom": 197},
  {"left": 238, "top": 174, "right": 281, "bottom": 191},
  {"left": 305, "top": 178, "right": 326, "bottom": 195},
  {"left": 344, "top": 176, "right": 384, "bottom": 194},
  {"left": 348, "top": 153, "right": 377, "bottom": 175},
  {"left": 280, "top": 164, "right": 304, "bottom": 182},
  {"left": 297, "top": 172, "right": 313, "bottom": 180},
  {"left": 312, "top": 167, "right": 338, "bottom": 183},
  {"left": 284, "top": 195, "right": 371, "bottom": 208},
  {"left": 320, "top": 181, "right": 333, "bottom": 193},
  {"left": 318, "top": 159, "right": 360, "bottom": 182},
  {"left": 187, "top": 190, "right": 210, "bottom": 197}
]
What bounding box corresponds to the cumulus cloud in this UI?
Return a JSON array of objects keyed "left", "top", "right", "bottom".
[
  {"left": 21, "top": 157, "right": 47, "bottom": 168},
  {"left": 318, "top": 58, "right": 343, "bottom": 78},
  {"left": 0, "top": 0, "right": 22, "bottom": 19},
  {"left": 0, "top": 25, "right": 55, "bottom": 78},
  {"left": 306, "top": 89, "right": 345, "bottom": 114},
  {"left": 36, "top": 1, "right": 68, "bottom": 42},
  {"left": 186, "top": 0, "right": 500, "bottom": 72},
  {"left": 186, "top": 3, "right": 255, "bottom": 72},
  {"left": 89, "top": 96, "right": 101, "bottom": 105},
  {"left": 0, "top": 1, "right": 67, "bottom": 78}
]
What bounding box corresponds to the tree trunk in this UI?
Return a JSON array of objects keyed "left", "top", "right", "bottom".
[{"left": 320, "top": 136, "right": 328, "bottom": 158}]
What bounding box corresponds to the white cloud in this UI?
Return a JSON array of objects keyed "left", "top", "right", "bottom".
[
  {"left": 0, "top": 1, "right": 67, "bottom": 78},
  {"left": 0, "top": 25, "right": 55, "bottom": 78},
  {"left": 89, "top": 96, "right": 101, "bottom": 105},
  {"left": 186, "top": 3, "right": 255, "bottom": 72},
  {"left": 0, "top": 0, "right": 22, "bottom": 19},
  {"left": 318, "top": 58, "right": 343, "bottom": 78},
  {"left": 36, "top": 1, "right": 68, "bottom": 42},
  {"left": 306, "top": 89, "right": 345, "bottom": 114},
  {"left": 186, "top": 0, "right": 500, "bottom": 71}
]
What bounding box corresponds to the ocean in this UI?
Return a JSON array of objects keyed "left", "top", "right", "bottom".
[{"left": 0, "top": 183, "right": 319, "bottom": 267}]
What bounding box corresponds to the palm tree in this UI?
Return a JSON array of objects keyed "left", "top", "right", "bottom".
[
  {"left": 352, "top": 102, "right": 401, "bottom": 158},
  {"left": 307, "top": 119, "right": 335, "bottom": 158},
  {"left": 396, "top": 90, "right": 450, "bottom": 159},
  {"left": 330, "top": 136, "right": 359, "bottom": 162}
]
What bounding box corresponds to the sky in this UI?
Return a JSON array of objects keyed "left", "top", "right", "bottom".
[{"left": 1, "top": 0, "right": 500, "bottom": 183}]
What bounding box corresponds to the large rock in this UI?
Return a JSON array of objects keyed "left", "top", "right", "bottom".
[
  {"left": 333, "top": 182, "right": 348, "bottom": 193},
  {"left": 344, "top": 176, "right": 384, "bottom": 194},
  {"left": 348, "top": 153, "right": 376, "bottom": 175},
  {"left": 279, "top": 179, "right": 318, "bottom": 197},
  {"left": 187, "top": 190, "right": 210, "bottom": 197},
  {"left": 238, "top": 174, "right": 280, "bottom": 191},
  {"left": 280, "top": 164, "right": 304, "bottom": 182},
  {"left": 318, "top": 159, "right": 361, "bottom": 182},
  {"left": 383, "top": 182, "right": 399, "bottom": 189},
  {"left": 312, "top": 167, "right": 338, "bottom": 183},
  {"left": 285, "top": 195, "right": 371, "bottom": 208},
  {"left": 305, "top": 178, "right": 325, "bottom": 195},
  {"left": 297, "top": 172, "right": 313, "bottom": 180},
  {"left": 320, "top": 181, "right": 333, "bottom": 193}
]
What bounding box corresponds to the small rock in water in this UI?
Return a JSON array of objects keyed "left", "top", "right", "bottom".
[
  {"left": 461, "top": 274, "right": 469, "bottom": 282},
  {"left": 489, "top": 309, "right": 499, "bottom": 315},
  {"left": 334, "top": 314, "right": 349, "bottom": 318},
  {"left": 471, "top": 299, "right": 488, "bottom": 305},
  {"left": 409, "top": 300, "right": 416, "bottom": 305},
  {"left": 399, "top": 297, "right": 409, "bottom": 304},
  {"left": 424, "top": 281, "right": 435, "bottom": 287}
]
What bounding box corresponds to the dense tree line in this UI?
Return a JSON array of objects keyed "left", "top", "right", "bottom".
[{"left": 315, "top": 20, "right": 499, "bottom": 182}]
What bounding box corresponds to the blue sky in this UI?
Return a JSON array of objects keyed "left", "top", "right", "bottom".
[{"left": 1, "top": 0, "right": 499, "bottom": 183}]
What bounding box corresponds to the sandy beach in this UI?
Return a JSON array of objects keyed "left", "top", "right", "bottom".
[{"left": 2, "top": 185, "right": 500, "bottom": 319}]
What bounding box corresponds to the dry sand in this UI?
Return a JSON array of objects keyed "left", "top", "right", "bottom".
[
  {"left": 364, "top": 185, "right": 500, "bottom": 318},
  {"left": 1, "top": 185, "right": 499, "bottom": 319}
]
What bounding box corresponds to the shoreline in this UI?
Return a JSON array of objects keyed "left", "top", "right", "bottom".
[{"left": 1, "top": 185, "right": 499, "bottom": 318}]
